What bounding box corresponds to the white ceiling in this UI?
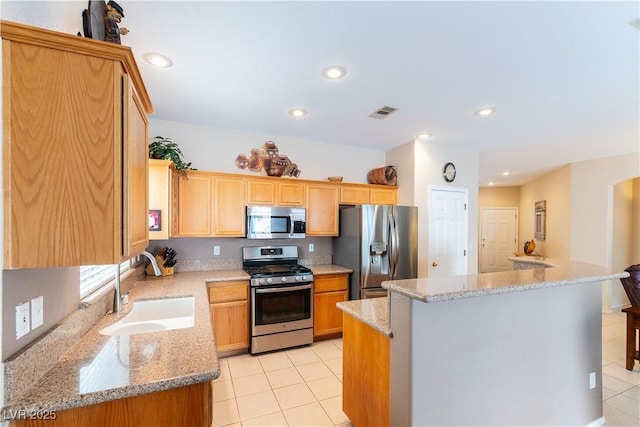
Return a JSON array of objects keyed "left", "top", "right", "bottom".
[{"left": 6, "top": 1, "right": 640, "bottom": 186}]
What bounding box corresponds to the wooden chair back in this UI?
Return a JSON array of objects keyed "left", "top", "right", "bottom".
[{"left": 621, "top": 265, "right": 640, "bottom": 307}]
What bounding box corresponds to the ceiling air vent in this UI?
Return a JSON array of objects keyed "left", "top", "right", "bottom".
[{"left": 369, "top": 105, "right": 399, "bottom": 119}]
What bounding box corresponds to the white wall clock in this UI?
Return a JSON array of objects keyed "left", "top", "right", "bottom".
[{"left": 443, "top": 162, "right": 456, "bottom": 182}]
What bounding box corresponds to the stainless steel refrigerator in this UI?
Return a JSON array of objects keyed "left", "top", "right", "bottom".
[{"left": 333, "top": 205, "right": 418, "bottom": 299}]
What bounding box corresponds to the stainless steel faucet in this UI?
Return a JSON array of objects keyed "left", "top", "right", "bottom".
[
  {"left": 140, "top": 250, "right": 162, "bottom": 276},
  {"left": 113, "top": 251, "right": 162, "bottom": 313}
]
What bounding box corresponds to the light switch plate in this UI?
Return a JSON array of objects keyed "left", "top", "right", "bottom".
[
  {"left": 309, "top": 243, "right": 314, "bottom": 252},
  {"left": 31, "top": 296, "right": 44, "bottom": 329},
  {"left": 16, "top": 301, "right": 30, "bottom": 339},
  {"left": 213, "top": 246, "right": 221, "bottom": 256}
]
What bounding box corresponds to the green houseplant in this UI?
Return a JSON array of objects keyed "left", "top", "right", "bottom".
[{"left": 148, "top": 136, "right": 196, "bottom": 176}]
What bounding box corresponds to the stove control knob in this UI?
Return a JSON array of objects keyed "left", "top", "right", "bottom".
[
  {"left": 295, "top": 276, "right": 302, "bottom": 281},
  {"left": 259, "top": 279, "right": 267, "bottom": 285},
  {"left": 267, "top": 278, "right": 273, "bottom": 284},
  {"left": 281, "top": 277, "right": 288, "bottom": 282}
]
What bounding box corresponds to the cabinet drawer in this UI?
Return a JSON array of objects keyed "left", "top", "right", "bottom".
[
  {"left": 208, "top": 281, "right": 248, "bottom": 303},
  {"left": 314, "top": 274, "right": 349, "bottom": 293}
]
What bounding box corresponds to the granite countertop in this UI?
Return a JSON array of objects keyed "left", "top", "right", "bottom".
[
  {"left": 382, "top": 261, "right": 629, "bottom": 303},
  {"left": 337, "top": 297, "right": 392, "bottom": 337},
  {"left": 508, "top": 255, "right": 560, "bottom": 268},
  {"left": 309, "top": 264, "right": 353, "bottom": 275},
  {"left": 2, "top": 270, "right": 238, "bottom": 417}
]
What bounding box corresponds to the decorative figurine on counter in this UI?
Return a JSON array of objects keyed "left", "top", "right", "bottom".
[
  {"left": 236, "top": 141, "right": 301, "bottom": 178},
  {"left": 104, "top": 0, "right": 128, "bottom": 44}
]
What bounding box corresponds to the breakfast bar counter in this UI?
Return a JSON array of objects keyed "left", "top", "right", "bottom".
[{"left": 337, "top": 261, "right": 629, "bottom": 427}]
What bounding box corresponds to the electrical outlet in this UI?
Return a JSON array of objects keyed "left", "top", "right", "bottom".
[
  {"left": 589, "top": 372, "right": 596, "bottom": 389},
  {"left": 308, "top": 243, "right": 314, "bottom": 252},
  {"left": 214, "top": 246, "right": 221, "bottom": 256},
  {"left": 16, "top": 301, "right": 30, "bottom": 339},
  {"left": 31, "top": 296, "right": 44, "bottom": 329}
]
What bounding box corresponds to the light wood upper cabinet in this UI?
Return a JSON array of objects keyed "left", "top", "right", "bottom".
[
  {"left": 176, "top": 171, "right": 215, "bottom": 236},
  {"left": 124, "top": 78, "right": 150, "bottom": 258},
  {"left": 246, "top": 178, "right": 305, "bottom": 207},
  {"left": 1, "top": 21, "right": 153, "bottom": 268},
  {"left": 277, "top": 181, "right": 305, "bottom": 206},
  {"left": 148, "top": 159, "right": 174, "bottom": 240},
  {"left": 246, "top": 179, "right": 275, "bottom": 205},
  {"left": 174, "top": 172, "right": 245, "bottom": 237},
  {"left": 306, "top": 184, "right": 339, "bottom": 236},
  {"left": 370, "top": 187, "right": 397, "bottom": 205},
  {"left": 340, "top": 183, "right": 398, "bottom": 205},
  {"left": 340, "top": 185, "right": 370, "bottom": 205},
  {"left": 170, "top": 170, "right": 396, "bottom": 238},
  {"left": 214, "top": 176, "right": 245, "bottom": 236}
]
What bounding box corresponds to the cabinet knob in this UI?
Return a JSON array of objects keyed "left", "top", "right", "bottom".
[{"left": 432, "top": 261, "right": 438, "bottom": 267}]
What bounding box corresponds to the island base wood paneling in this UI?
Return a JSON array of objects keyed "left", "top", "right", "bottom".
[
  {"left": 9, "top": 382, "right": 212, "bottom": 427},
  {"left": 342, "top": 313, "right": 390, "bottom": 427}
]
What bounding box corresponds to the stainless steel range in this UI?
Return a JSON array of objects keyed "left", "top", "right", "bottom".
[{"left": 242, "top": 245, "right": 314, "bottom": 354}]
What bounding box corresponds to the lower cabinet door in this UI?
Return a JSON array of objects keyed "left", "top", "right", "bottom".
[
  {"left": 210, "top": 300, "right": 249, "bottom": 353},
  {"left": 314, "top": 290, "right": 348, "bottom": 338}
]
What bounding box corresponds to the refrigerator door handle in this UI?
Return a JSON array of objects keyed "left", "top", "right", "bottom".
[
  {"left": 362, "top": 207, "right": 371, "bottom": 288},
  {"left": 388, "top": 207, "right": 399, "bottom": 278}
]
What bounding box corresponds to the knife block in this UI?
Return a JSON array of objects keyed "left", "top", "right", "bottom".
[{"left": 145, "top": 255, "right": 175, "bottom": 276}]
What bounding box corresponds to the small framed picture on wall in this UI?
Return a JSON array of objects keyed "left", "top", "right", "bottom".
[
  {"left": 149, "top": 210, "right": 161, "bottom": 231},
  {"left": 535, "top": 201, "right": 546, "bottom": 240}
]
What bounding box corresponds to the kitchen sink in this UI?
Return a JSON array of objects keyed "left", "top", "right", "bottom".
[{"left": 99, "top": 296, "right": 195, "bottom": 336}]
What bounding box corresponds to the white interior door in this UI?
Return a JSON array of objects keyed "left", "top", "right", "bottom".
[
  {"left": 428, "top": 186, "right": 468, "bottom": 277},
  {"left": 480, "top": 208, "right": 518, "bottom": 273}
]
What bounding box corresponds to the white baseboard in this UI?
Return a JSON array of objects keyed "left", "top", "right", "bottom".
[{"left": 585, "top": 416, "right": 606, "bottom": 427}]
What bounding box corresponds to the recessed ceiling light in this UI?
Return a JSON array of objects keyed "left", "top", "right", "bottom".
[
  {"left": 475, "top": 107, "right": 496, "bottom": 116},
  {"left": 502, "top": 171, "right": 510, "bottom": 176},
  {"left": 288, "top": 108, "right": 308, "bottom": 118},
  {"left": 488, "top": 182, "right": 495, "bottom": 186},
  {"left": 416, "top": 132, "right": 432, "bottom": 140},
  {"left": 322, "top": 65, "right": 347, "bottom": 79},
  {"left": 143, "top": 52, "right": 173, "bottom": 68}
]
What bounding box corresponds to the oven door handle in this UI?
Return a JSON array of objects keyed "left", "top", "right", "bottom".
[{"left": 255, "top": 284, "right": 312, "bottom": 294}]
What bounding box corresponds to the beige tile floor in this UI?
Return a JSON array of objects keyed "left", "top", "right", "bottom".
[
  {"left": 213, "top": 338, "right": 350, "bottom": 427},
  {"left": 602, "top": 311, "right": 640, "bottom": 426},
  {"left": 213, "top": 312, "right": 639, "bottom": 427}
]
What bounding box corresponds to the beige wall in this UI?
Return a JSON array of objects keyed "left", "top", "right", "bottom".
[
  {"left": 570, "top": 153, "right": 639, "bottom": 265},
  {"left": 478, "top": 186, "right": 520, "bottom": 208},
  {"left": 150, "top": 119, "right": 386, "bottom": 184},
  {"left": 480, "top": 157, "right": 639, "bottom": 277},
  {"left": 611, "top": 179, "right": 634, "bottom": 308},
  {"left": 633, "top": 178, "right": 640, "bottom": 263},
  {"left": 387, "top": 140, "right": 480, "bottom": 277},
  {"left": 519, "top": 165, "right": 572, "bottom": 260}
]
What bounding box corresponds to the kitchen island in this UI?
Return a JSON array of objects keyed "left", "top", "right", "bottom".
[{"left": 338, "top": 261, "right": 629, "bottom": 427}]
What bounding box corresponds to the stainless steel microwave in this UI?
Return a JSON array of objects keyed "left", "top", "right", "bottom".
[{"left": 246, "top": 206, "right": 306, "bottom": 239}]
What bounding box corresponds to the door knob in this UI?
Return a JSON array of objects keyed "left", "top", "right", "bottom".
[{"left": 432, "top": 261, "right": 438, "bottom": 267}]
